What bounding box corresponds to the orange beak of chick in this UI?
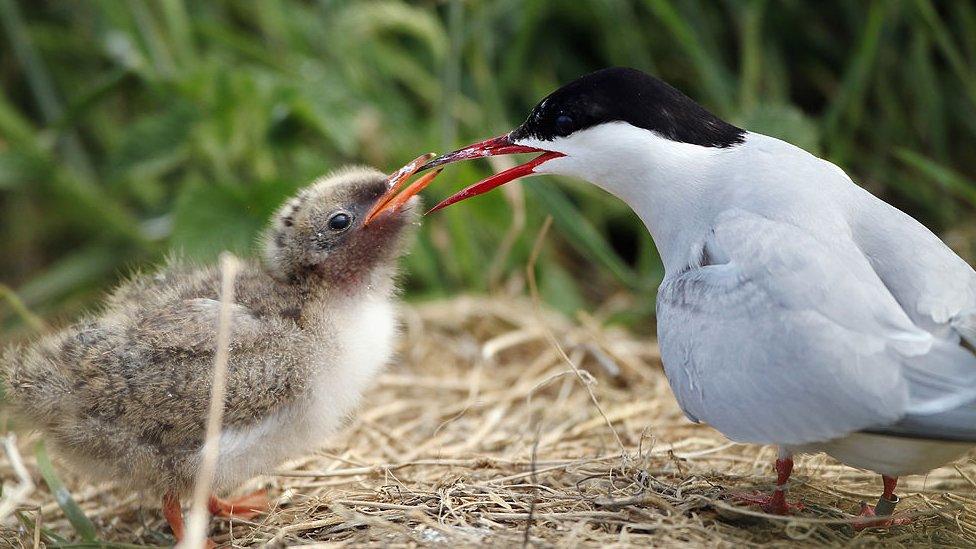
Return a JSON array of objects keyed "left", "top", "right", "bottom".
[{"left": 364, "top": 153, "right": 444, "bottom": 226}]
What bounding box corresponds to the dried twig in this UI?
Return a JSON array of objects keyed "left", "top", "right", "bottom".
[
  {"left": 0, "top": 433, "right": 34, "bottom": 520},
  {"left": 182, "top": 253, "right": 240, "bottom": 548},
  {"left": 525, "top": 216, "right": 626, "bottom": 455}
]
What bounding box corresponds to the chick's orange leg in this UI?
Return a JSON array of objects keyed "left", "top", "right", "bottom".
[
  {"left": 162, "top": 491, "right": 218, "bottom": 548},
  {"left": 162, "top": 491, "right": 185, "bottom": 541},
  {"left": 208, "top": 489, "right": 269, "bottom": 519}
]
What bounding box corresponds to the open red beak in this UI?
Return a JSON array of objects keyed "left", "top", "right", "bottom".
[
  {"left": 419, "top": 134, "right": 564, "bottom": 213},
  {"left": 364, "top": 153, "right": 443, "bottom": 226}
]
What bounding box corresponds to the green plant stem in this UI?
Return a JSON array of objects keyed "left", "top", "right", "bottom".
[{"left": 0, "top": 283, "right": 45, "bottom": 333}]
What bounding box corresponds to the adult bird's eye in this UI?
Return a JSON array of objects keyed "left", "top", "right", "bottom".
[
  {"left": 555, "top": 114, "right": 575, "bottom": 136},
  {"left": 327, "top": 212, "right": 352, "bottom": 231}
]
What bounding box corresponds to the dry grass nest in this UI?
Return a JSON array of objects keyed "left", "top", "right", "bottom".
[{"left": 2, "top": 295, "right": 976, "bottom": 547}]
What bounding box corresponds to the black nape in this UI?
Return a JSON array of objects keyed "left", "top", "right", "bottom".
[{"left": 512, "top": 67, "right": 745, "bottom": 149}]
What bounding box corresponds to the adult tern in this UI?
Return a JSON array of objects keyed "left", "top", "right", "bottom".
[{"left": 416, "top": 67, "right": 976, "bottom": 523}]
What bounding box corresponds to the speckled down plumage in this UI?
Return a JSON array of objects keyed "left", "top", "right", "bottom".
[{"left": 3, "top": 166, "right": 418, "bottom": 496}]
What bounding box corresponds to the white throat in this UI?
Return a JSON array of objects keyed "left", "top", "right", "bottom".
[{"left": 519, "top": 122, "right": 737, "bottom": 273}]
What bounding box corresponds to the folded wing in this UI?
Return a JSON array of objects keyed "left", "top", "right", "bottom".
[{"left": 657, "top": 210, "right": 976, "bottom": 445}]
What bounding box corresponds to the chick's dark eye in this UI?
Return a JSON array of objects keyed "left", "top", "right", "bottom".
[
  {"left": 327, "top": 212, "right": 351, "bottom": 231},
  {"left": 555, "top": 114, "right": 575, "bottom": 136}
]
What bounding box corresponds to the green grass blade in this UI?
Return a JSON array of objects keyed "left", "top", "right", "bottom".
[
  {"left": 737, "top": 0, "right": 766, "bottom": 112},
  {"left": 643, "top": 0, "right": 735, "bottom": 112},
  {"left": 914, "top": 0, "right": 976, "bottom": 108},
  {"left": 0, "top": 283, "right": 45, "bottom": 332},
  {"left": 0, "top": 85, "right": 36, "bottom": 145},
  {"left": 821, "top": 0, "right": 886, "bottom": 161},
  {"left": 440, "top": 0, "right": 463, "bottom": 147},
  {"left": 160, "top": 0, "right": 195, "bottom": 68},
  {"left": 527, "top": 182, "right": 639, "bottom": 289},
  {"left": 0, "top": 0, "right": 63, "bottom": 122},
  {"left": 894, "top": 148, "right": 976, "bottom": 208},
  {"left": 16, "top": 509, "right": 71, "bottom": 544},
  {"left": 35, "top": 441, "right": 98, "bottom": 543},
  {"left": 0, "top": 0, "right": 95, "bottom": 181},
  {"left": 129, "top": 1, "right": 176, "bottom": 77}
]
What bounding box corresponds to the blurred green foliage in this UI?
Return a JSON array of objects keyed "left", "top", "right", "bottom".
[{"left": 1, "top": 0, "right": 975, "bottom": 340}]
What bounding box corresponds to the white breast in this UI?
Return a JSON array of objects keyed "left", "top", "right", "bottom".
[
  {"left": 211, "top": 295, "right": 397, "bottom": 492},
  {"left": 793, "top": 433, "right": 972, "bottom": 477}
]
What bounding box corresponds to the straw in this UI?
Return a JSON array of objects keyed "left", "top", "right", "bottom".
[
  {"left": 2, "top": 292, "right": 974, "bottom": 547},
  {"left": 182, "top": 253, "right": 241, "bottom": 548}
]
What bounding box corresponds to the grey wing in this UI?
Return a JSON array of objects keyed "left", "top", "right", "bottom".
[
  {"left": 657, "top": 210, "right": 976, "bottom": 446},
  {"left": 850, "top": 188, "right": 976, "bottom": 340},
  {"left": 866, "top": 403, "right": 976, "bottom": 442},
  {"left": 846, "top": 193, "right": 976, "bottom": 441}
]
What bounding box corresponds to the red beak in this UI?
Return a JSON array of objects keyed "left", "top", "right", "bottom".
[
  {"left": 364, "top": 153, "right": 442, "bottom": 226},
  {"left": 419, "top": 134, "right": 564, "bottom": 213}
]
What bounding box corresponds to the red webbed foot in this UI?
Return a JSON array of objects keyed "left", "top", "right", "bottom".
[
  {"left": 731, "top": 454, "right": 803, "bottom": 515},
  {"left": 208, "top": 489, "right": 270, "bottom": 519},
  {"left": 853, "top": 475, "right": 909, "bottom": 530},
  {"left": 162, "top": 491, "right": 217, "bottom": 548},
  {"left": 732, "top": 490, "right": 805, "bottom": 515}
]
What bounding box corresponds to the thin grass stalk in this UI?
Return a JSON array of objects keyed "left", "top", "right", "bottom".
[
  {"left": 182, "top": 253, "right": 240, "bottom": 548},
  {"left": 526, "top": 216, "right": 626, "bottom": 455},
  {"left": 0, "top": 283, "right": 46, "bottom": 333},
  {"left": 440, "top": 0, "right": 463, "bottom": 148},
  {"left": 0, "top": 434, "right": 34, "bottom": 521}
]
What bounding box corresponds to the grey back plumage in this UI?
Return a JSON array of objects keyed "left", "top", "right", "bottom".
[{"left": 656, "top": 134, "right": 976, "bottom": 447}]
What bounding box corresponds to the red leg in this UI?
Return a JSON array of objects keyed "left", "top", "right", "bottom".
[
  {"left": 854, "top": 475, "right": 910, "bottom": 529},
  {"left": 162, "top": 491, "right": 185, "bottom": 542},
  {"left": 208, "top": 489, "right": 269, "bottom": 520},
  {"left": 733, "top": 455, "right": 804, "bottom": 515},
  {"left": 882, "top": 474, "right": 897, "bottom": 500},
  {"left": 162, "top": 491, "right": 218, "bottom": 548}
]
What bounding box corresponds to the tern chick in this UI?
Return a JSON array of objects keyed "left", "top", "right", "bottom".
[{"left": 3, "top": 166, "right": 422, "bottom": 544}]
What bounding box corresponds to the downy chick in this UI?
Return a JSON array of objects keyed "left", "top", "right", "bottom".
[{"left": 3, "top": 165, "right": 426, "bottom": 544}]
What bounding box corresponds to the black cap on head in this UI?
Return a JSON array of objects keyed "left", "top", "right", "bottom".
[{"left": 511, "top": 67, "right": 745, "bottom": 148}]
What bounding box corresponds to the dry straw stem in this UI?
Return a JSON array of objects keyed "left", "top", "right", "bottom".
[
  {"left": 0, "top": 434, "right": 34, "bottom": 521},
  {"left": 527, "top": 216, "right": 625, "bottom": 456},
  {"left": 182, "top": 253, "right": 241, "bottom": 549},
  {"left": 2, "top": 291, "right": 975, "bottom": 546}
]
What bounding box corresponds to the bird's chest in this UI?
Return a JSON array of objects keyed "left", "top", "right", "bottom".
[
  {"left": 302, "top": 297, "right": 397, "bottom": 435},
  {"left": 654, "top": 275, "right": 721, "bottom": 423},
  {"left": 212, "top": 297, "right": 398, "bottom": 490}
]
